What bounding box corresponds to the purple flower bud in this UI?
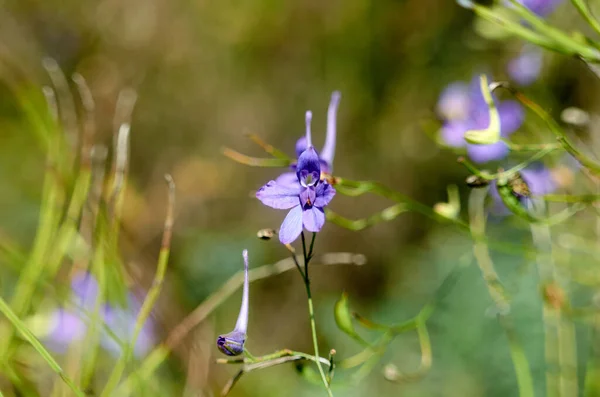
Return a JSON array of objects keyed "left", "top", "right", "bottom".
[
  {"left": 217, "top": 250, "right": 250, "bottom": 356},
  {"left": 508, "top": 46, "right": 543, "bottom": 86}
]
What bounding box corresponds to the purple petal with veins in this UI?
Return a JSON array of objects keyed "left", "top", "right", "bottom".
[
  {"left": 314, "top": 183, "right": 336, "bottom": 207},
  {"left": 279, "top": 205, "right": 303, "bottom": 244},
  {"left": 302, "top": 207, "right": 325, "bottom": 232},
  {"left": 256, "top": 181, "right": 301, "bottom": 209},
  {"left": 275, "top": 172, "right": 300, "bottom": 189}
]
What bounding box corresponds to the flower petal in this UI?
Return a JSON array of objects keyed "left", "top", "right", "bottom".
[
  {"left": 71, "top": 272, "right": 99, "bottom": 310},
  {"left": 321, "top": 91, "right": 341, "bottom": 170},
  {"left": 256, "top": 181, "right": 301, "bottom": 209},
  {"left": 279, "top": 205, "right": 303, "bottom": 244},
  {"left": 275, "top": 172, "right": 300, "bottom": 189},
  {"left": 467, "top": 141, "right": 509, "bottom": 163},
  {"left": 437, "top": 82, "right": 470, "bottom": 121},
  {"left": 440, "top": 121, "right": 469, "bottom": 148},
  {"left": 314, "top": 183, "right": 336, "bottom": 207},
  {"left": 498, "top": 100, "right": 524, "bottom": 136},
  {"left": 45, "top": 310, "right": 87, "bottom": 353},
  {"left": 302, "top": 207, "right": 325, "bottom": 233},
  {"left": 296, "top": 147, "right": 321, "bottom": 187},
  {"left": 522, "top": 163, "right": 556, "bottom": 195},
  {"left": 507, "top": 46, "right": 543, "bottom": 86},
  {"left": 295, "top": 137, "right": 307, "bottom": 158}
]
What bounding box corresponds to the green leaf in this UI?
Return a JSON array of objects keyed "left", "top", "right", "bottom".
[{"left": 334, "top": 292, "right": 358, "bottom": 337}]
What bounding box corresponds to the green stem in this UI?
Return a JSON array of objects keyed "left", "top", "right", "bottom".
[
  {"left": 570, "top": 0, "right": 600, "bottom": 37},
  {"left": 114, "top": 252, "right": 365, "bottom": 396},
  {"left": 508, "top": 0, "right": 600, "bottom": 61},
  {"left": 530, "top": 204, "right": 578, "bottom": 397},
  {"left": 100, "top": 175, "right": 175, "bottom": 397},
  {"left": 218, "top": 348, "right": 330, "bottom": 367},
  {"left": 0, "top": 297, "right": 85, "bottom": 397},
  {"left": 0, "top": 142, "right": 64, "bottom": 360},
  {"left": 300, "top": 232, "right": 333, "bottom": 397},
  {"left": 468, "top": 188, "right": 535, "bottom": 397},
  {"left": 493, "top": 82, "right": 600, "bottom": 174},
  {"left": 334, "top": 178, "right": 469, "bottom": 230}
]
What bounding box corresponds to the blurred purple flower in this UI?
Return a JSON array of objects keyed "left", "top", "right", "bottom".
[
  {"left": 101, "top": 300, "right": 156, "bottom": 358},
  {"left": 42, "top": 272, "right": 156, "bottom": 358},
  {"left": 510, "top": 0, "right": 564, "bottom": 17},
  {"left": 508, "top": 46, "right": 543, "bottom": 86},
  {"left": 437, "top": 75, "right": 525, "bottom": 163},
  {"left": 257, "top": 112, "right": 336, "bottom": 244},
  {"left": 45, "top": 310, "right": 87, "bottom": 353},
  {"left": 489, "top": 163, "right": 556, "bottom": 216}
]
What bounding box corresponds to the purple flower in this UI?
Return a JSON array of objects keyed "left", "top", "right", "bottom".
[
  {"left": 294, "top": 91, "right": 341, "bottom": 173},
  {"left": 257, "top": 112, "right": 336, "bottom": 244},
  {"left": 278, "top": 91, "right": 342, "bottom": 189},
  {"left": 44, "top": 310, "right": 87, "bottom": 353},
  {"left": 437, "top": 75, "right": 524, "bottom": 163},
  {"left": 490, "top": 163, "right": 556, "bottom": 216},
  {"left": 41, "top": 272, "right": 156, "bottom": 358},
  {"left": 100, "top": 300, "right": 156, "bottom": 358},
  {"left": 509, "top": 0, "right": 564, "bottom": 17},
  {"left": 217, "top": 250, "right": 250, "bottom": 356},
  {"left": 508, "top": 46, "right": 543, "bottom": 86}
]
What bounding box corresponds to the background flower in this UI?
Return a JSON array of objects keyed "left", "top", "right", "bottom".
[{"left": 438, "top": 75, "right": 525, "bottom": 163}]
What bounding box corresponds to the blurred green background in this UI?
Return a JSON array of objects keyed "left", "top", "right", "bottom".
[{"left": 0, "top": 0, "right": 598, "bottom": 396}]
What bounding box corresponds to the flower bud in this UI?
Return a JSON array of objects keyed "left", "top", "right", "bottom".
[{"left": 216, "top": 250, "right": 250, "bottom": 356}]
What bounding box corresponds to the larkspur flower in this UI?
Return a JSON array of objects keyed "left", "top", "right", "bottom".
[
  {"left": 490, "top": 162, "right": 556, "bottom": 216},
  {"left": 100, "top": 295, "right": 156, "bottom": 357},
  {"left": 276, "top": 91, "right": 341, "bottom": 188},
  {"left": 437, "top": 74, "right": 524, "bottom": 163},
  {"left": 508, "top": 45, "right": 543, "bottom": 86},
  {"left": 38, "top": 272, "right": 156, "bottom": 357},
  {"left": 257, "top": 112, "right": 336, "bottom": 244},
  {"left": 217, "top": 249, "right": 250, "bottom": 356}
]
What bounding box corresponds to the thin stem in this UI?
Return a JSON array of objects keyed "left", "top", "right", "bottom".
[
  {"left": 570, "top": 0, "right": 600, "bottom": 37},
  {"left": 530, "top": 202, "right": 578, "bottom": 397},
  {"left": 0, "top": 297, "right": 85, "bottom": 397},
  {"left": 492, "top": 82, "right": 600, "bottom": 174},
  {"left": 301, "top": 232, "right": 333, "bottom": 397},
  {"left": 100, "top": 175, "right": 175, "bottom": 397},
  {"left": 468, "top": 187, "right": 535, "bottom": 397},
  {"left": 114, "top": 252, "right": 366, "bottom": 396}
]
